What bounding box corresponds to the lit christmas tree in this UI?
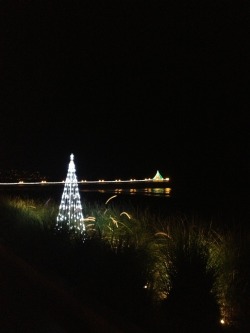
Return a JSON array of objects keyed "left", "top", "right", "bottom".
[{"left": 55, "top": 154, "right": 85, "bottom": 236}]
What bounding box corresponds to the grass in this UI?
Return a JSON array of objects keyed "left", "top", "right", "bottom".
[{"left": 0, "top": 194, "right": 249, "bottom": 332}]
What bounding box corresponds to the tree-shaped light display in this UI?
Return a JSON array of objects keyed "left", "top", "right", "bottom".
[{"left": 55, "top": 154, "right": 85, "bottom": 235}]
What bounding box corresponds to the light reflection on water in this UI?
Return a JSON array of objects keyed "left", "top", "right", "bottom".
[
  {"left": 0, "top": 184, "right": 171, "bottom": 199},
  {"left": 80, "top": 187, "right": 171, "bottom": 197}
]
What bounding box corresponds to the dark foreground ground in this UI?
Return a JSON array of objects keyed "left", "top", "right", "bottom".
[
  {"left": 0, "top": 243, "right": 145, "bottom": 333},
  {"left": 0, "top": 187, "right": 249, "bottom": 333},
  {"left": 1, "top": 241, "right": 249, "bottom": 333}
]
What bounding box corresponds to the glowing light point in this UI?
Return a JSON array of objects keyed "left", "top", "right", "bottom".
[{"left": 55, "top": 154, "right": 85, "bottom": 237}]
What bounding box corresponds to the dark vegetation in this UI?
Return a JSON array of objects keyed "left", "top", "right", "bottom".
[{"left": 0, "top": 194, "right": 249, "bottom": 332}]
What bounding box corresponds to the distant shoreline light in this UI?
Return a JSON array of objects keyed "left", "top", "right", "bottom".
[
  {"left": 0, "top": 168, "right": 170, "bottom": 184},
  {"left": 0, "top": 177, "right": 170, "bottom": 186}
]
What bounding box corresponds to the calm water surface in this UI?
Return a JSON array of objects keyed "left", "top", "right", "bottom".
[{"left": 0, "top": 184, "right": 248, "bottom": 226}]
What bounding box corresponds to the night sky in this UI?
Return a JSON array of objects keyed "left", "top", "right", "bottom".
[{"left": 1, "top": 1, "right": 249, "bottom": 201}]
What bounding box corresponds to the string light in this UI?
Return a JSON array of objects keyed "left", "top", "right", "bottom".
[{"left": 55, "top": 154, "right": 85, "bottom": 236}]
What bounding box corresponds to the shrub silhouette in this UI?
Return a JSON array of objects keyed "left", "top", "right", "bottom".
[{"left": 160, "top": 242, "right": 221, "bottom": 333}]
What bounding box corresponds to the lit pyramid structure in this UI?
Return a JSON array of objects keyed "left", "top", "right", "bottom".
[
  {"left": 55, "top": 154, "right": 85, "bottom": 235},
  {"left": 153, "top": 170, "right": 164, "bottom": 181}
]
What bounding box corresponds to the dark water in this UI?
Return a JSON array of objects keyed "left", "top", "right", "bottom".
[{"left": 0, "top": 184, "right": 249, "bottom": 227}]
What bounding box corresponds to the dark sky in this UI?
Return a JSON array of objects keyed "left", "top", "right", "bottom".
[{"left": 0, "top": 0, "right": 249, "bottom": 198}]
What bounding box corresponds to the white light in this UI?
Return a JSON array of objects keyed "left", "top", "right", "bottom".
[{"left": 56, "top": 154, "right": 85, "bottom": 237}]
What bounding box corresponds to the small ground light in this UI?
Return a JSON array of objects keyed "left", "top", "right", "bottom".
[{"left": 220, "top": 319, "right": 225, "bottom": 325}]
